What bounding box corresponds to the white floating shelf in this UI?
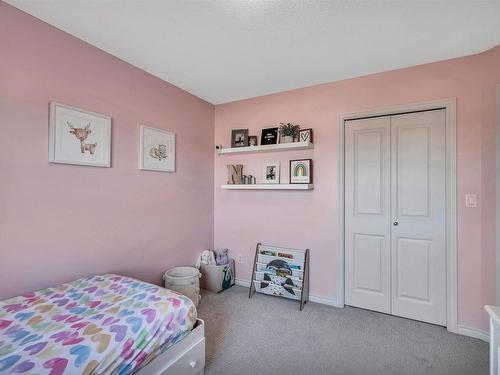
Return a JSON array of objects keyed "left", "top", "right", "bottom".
[
  {"left": 221, "top": 184, "right": 314, "bottom": 190},
  {"left": 217, "top": 141, "right": 313, "bottom": 155}
]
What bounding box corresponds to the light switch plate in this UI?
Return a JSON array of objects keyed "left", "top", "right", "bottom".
[{"left": 465, "top": 194, "right": 477, "bottom": 208}]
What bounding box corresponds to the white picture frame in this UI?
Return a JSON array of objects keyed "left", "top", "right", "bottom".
[
  {"left": 48, "top": 102, "right": 112, "bottom": 167},
  {"left": 262, "top": 161, "right": 280, "bottom": 184},
  {"left": 140, "top": 125, "right": 176, "bottom": 172}
]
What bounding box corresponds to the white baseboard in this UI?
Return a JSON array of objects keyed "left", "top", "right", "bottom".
[
  {"left": 235, "top": 278, "right": 341, "bottom": 307},
  {"left": 457, "top": 325, "right": 489, "bottom": 342},
  {"left": 235, "top": 278, "right": 251, "bottom": 288},
  {"left": 309, "top": 293, "right": 341, "bottom": 307}
]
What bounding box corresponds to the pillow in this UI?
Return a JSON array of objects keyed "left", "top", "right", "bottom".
[{"left": 214, "top": 248, "right": 229, "bottom": 266}]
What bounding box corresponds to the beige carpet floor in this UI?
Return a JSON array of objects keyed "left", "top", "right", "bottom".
[{"left": 197, "top": 286, "right": 488, "bottom": 375}]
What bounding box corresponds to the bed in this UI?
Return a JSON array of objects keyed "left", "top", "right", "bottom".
[{"left": 0, "top": 274, "right": 205, "bottom": 375}]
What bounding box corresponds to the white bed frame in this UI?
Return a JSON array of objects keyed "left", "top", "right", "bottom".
[{"left": 137, "top": 319, "right": 205, "bottom": 375}]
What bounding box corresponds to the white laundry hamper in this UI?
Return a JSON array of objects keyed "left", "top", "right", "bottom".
[{"left": 163, "top": 267, "right": 201, "bottom": 307}]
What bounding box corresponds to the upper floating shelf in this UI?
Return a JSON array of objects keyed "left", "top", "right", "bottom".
[
  {"left": 221, "top": 184, "right": 314, "bottom": 190},
  {"left": 217, "top": 141, "right": 314, "bottom": 155}
]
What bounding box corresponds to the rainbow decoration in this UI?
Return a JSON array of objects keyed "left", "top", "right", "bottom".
[
  {"left": 293, "top": 162, "right": 308, "bottom": 177},
  {"left": 290, "top": 159, "right": 311, "bottom": 184}
]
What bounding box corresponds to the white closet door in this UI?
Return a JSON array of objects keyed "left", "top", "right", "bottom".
[
  {"left": 390, "top": 110, "right": 446, "bottom": 325},
  {"left": 345, "top": 116, "right": 391, "bottom": 313}
]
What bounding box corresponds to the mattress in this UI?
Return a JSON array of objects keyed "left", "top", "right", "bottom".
[{"left": 0, "top": 274, "right": 197, "bottom": 374}]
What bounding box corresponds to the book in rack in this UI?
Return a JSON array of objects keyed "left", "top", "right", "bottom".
[{"left": 248, "top": 243, "right": 310, "bottom": 310}]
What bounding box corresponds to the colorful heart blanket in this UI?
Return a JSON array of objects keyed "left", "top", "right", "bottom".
[{"left": 0, "top": 274, "right": 197, "bottom": 374}]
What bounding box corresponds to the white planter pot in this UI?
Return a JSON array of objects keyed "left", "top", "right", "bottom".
[{"left": 281, "top": 136, "right": 294, "bottom": 143}]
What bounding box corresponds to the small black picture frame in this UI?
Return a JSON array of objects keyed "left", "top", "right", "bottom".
[
  {"left": 260, "top": 127, "right": 279, "bottom": 145},
  {"left": 231, "top": 129, "right": 249, "bottom": 148},
  {"left": 298, "top": 128, "right": 313, "bottom": 143},
  {"left": 289, "top": 159, "right": 313, "bottom": 184}
]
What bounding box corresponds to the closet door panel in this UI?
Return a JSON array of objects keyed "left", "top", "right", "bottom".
[
  {"left": 390, "top": 110, "right": 447, "bottom": 325},
  {"left": 345, "top": 117, "right": 391, "bottom": 313}
]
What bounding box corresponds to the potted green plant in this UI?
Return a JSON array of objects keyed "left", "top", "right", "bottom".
[{"left": 279, "top": 123, "right": 300, "bottom": 143}]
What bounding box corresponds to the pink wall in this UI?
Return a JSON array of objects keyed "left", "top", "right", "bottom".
[
  {"left": 2, "top": 1, "right": 499, "bottom": 334},
  {"left": 481, "top": 46, "right": 500, "bottom": 321},
  {"left": 214, "top": 46, "right": 500, "bottom": 331},
  {"left": 0, "top": 3, "right": 214, "bottom": 299}
]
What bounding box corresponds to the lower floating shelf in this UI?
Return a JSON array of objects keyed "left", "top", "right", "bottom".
[{"left": 221, "top": 184, "right": 314, "bottom": 190}]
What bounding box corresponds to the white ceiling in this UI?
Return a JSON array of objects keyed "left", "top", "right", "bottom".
[{"left": 6, "top": 1, "right": 500, "bottom": 104}]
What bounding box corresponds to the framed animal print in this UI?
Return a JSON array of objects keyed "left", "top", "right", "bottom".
[
  {"left": 140, "top": 126, "right": 176, "bottom": 172},
  {"left": 289, "top": 159, "right": 313, "bottom": 184},
  {"left": 48, "top": 102, "right": 112, "bottom": 167}
]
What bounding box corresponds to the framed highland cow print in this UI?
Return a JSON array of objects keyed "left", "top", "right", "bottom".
[
  {"left": 48, "top": 102, "right": 112, "bottom": 167},
  {"left": 140, "top": 126, "right": 176, "bottom": 172}
]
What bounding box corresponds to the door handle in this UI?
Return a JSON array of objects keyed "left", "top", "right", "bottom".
[{"left": 393, "top": 221, "right": 399, "bottom": 226}]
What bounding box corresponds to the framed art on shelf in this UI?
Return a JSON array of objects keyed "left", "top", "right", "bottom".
[
  {"left": 248, "top": 135, "right": 258, "bottom": 146},
  {"left": 231, "top": 129, "right": 249, "bottom": 148},
  {"left": 260, "top": 127, "right": 279, "bottom": 145},
  {"left": 290, "top": 159, "right": 313, "bottom": 184},
  {"left": 262, "top": 161, "right": 280, "bottom": 184},
  {"left": 140, "top": 126, "right": 176, "bottom": 172},
  {"left": 298, "top": 128, "right": 313, "bottom": 143},
  {"left": 48, "top": 102, "right": 112, "bottom": 167}
]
